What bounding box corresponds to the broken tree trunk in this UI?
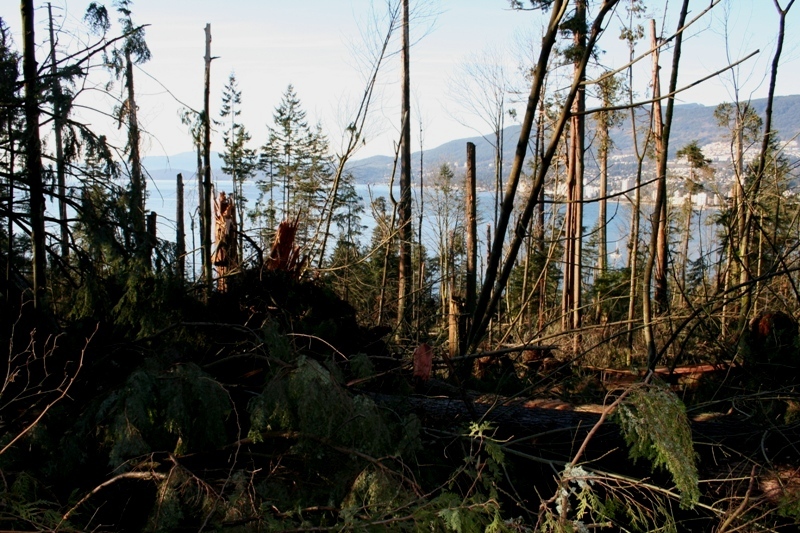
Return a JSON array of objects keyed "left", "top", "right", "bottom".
[
  {"left": 212, "top": 191, "right": 238, "bottom": 291},
  {"left": 465, "top": 142, "right": 477, "bottom": 325},
  {"left": 176, "top": 173, "right": 186, "bottom": 278},
  {"left": 202, "top": 23, "right": 214, "bottom": 296}
]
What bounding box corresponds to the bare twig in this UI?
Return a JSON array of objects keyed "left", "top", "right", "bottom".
[
  {"left": 59, "top": 470, "right": 167, "bottom": 526},
  {"left": 0, "top": 324, "right": 97, "bottom": 456}
]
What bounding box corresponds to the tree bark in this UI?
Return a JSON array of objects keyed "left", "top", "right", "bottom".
[
  {"left": 396, "top": 0, "right": 412, "bottom": 338},
  {"left": 48, "top": 3, "right": 69, "bottom": 259},
  {"left": 465, "top": 142, "right": 477, "bottom": 324},
  {"left": 146, "top": 211, "right": 157, "bottom": 261},
  {"left": 626, "top": 154, "right": 643, "bottom": 353},
  {"left": 21, "top": 0, "right": 47, "bottom": 309},
  {"left": 644, "top": 1, "right": 690, "bottom": 371},
  {"left": 680, "top": 194, "right": 692, "bottom": 308},
  {"left": 196, "top": 143, "right": 203, "bottom": 280},
  {"left": 124, "top": 48, "right": 146, "bottom": 262},
  {"left": 736, "top": 0, "right": 794, "bottom": 346},
  {"left": 535, "top": 107, "right": 546, "bottom": 332},
  {"left": 561, "top": 0, "right": 586, "bottom": 355},
  {"left": 468, "top": 0, "right": 568, "bottom": 351},
  {"left": 203, "top": 23, "right": 214, "bottom": 296},
  {"left": 642, "top": 20, "right": 664, "bottom": 368},
  {"left": 468, "top": 0, "right": 618, "bottom": 353},
  {"left": 595, "top": 113, "right": 608, "bottom": 323},
  {"left": 176, "top": 173, "right": 186, "bottom": 278},
  {"left": 416, "top": 119, "right": 424, "bottom": 336}
]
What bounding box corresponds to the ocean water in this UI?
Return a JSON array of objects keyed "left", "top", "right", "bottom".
[
  {"left": 47, "top": 172, "right": 716, "bottom": 280},
  {"left": 143, "top": 175, "right": 644, "bottom": 273}
]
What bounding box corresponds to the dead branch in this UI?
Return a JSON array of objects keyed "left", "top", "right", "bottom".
[
  {"left": 0, "top": 324, "right": 96, "bottom": 456},
  {"left": 59, "top": 470, "right": 168, "bottom": 526}
]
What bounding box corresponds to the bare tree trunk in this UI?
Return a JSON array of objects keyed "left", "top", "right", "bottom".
[
  {"left": 176, "top": 173, "right": 186, "bottom": 278},
  {"left": 736, "top": 0, "right": 794, "bottom": 344},
  {"left": 536, "top": 108, "right": 547, "bottom": 332},
  {"left": 146, "top": 211, "right": 157, "bottom": 262},
  {"left": 493, "top": 109, "right": 504, "bottom": 236},
  {"left": 642, "top": 20, "right": 665, "bottom": 369},
  {"left": 626, "top": 155, "right": 643, "bottom": 354},
  {"left": 124, "top": 48, "right": 146, "bottom": 262},
  {"left": 22, "top": 0, "right": 47, "bottom": 309},
  {"left": 236, "top": 180, "right": 244, "bottom": 264},
  {"left": 647, "top": 21, "right": 668, "bottom": 318},
  {"left": 561, "top": 0, "right": 586, "bottom": 355},
  {"left": 680, "top": 194, "right": 692, "bottom": 308},
  {"left": 448, "top": 263, "right": 460, "bottom": 360},
  {"left": 624, "top": 8, "right": 648, "bottom": 355},
  {"left": 519, "top": 110, "right": 545, "bottom": 332},
  {"left": 202, "top": 23, "right": 214, "bottom": 295},
  {"left": 468, "top": 0, "right": 569, "bottom": 351},
  {"left": 485, "top": 223, "right": 493, "bottom": 346},
  {"left": 598, "top": 144, "right": 608, "bottom": 278},
  {"left": 195, "top": 143, "right": 203, "bottom": 280},
  {"left": 572, "top": 1, "right": 586, "bottom": 353},
  {"left": 416, "top": 116, "right": 424, "bottom": 337},
  {"left": 377, "top": 127, "right": 404, "bottom": 325},
  {"left": 397, "top": 0, "right": 412, "bottom": 338},
  {"left": 465, "top": 142, "right": 477, "bottom": 325},
  {"left": 48, "top": 3, "right": 68, "bottom": 259},
  {"left": 595, "top": 119, "right": 608, "bottom": 323},
  {"left": 468, "top": 0, "right": 618, "bottom": 353},
  {"left": 644, "top": 1, "right": 689, "bottom": 371},
  {"left": 595, "top": 73, "right": 620, "bottom": 325}
]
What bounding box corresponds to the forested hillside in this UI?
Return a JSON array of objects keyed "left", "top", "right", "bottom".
[
  {"left": 2, "top": 1, "right": 800, "bottom": 531},
  {"left": 349, "top": 94, "right": 800, "bottom": 187}
]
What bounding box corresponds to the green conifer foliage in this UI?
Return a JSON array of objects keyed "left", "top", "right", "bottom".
[
  {"left": 219, "top": 72, "right": 257, "bottom": 260},
  {"left": 248, "top": 356, "right": 392, "bottom": 455},
  {"left": 616, "top": 382, "right": 700, "bottom": 508},
  {"left": 97, "top": 362, "right": 230, "bottom": 467},
  {"left": 255, "top": 85, "right": 333, "bottom": 253}
]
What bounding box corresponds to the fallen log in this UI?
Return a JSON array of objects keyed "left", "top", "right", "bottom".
[{"left": 368, "top": 392, "right": 800, "bottom": 465}]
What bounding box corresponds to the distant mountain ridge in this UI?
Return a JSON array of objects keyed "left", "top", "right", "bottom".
[
  {"left": 142, "top": 151, "right": 224, "bottom": 173},
  {"left": 143, "top": 95, "right": 800, "bottom": 188},
  {"left": 347, "top": 94, "right": 800, "bottom": 186}
]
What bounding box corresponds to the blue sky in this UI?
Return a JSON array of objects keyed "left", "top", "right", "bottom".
[{"left": 5, "top": 0, "right": 800, "bottom": 161}]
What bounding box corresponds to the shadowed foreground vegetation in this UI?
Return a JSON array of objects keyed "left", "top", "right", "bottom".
[
  {"left": 2, "top": 261, "right": 800, "bottom": 531},
  {"left": 3, "top": 0, "right": 800, "bottom": 530}
]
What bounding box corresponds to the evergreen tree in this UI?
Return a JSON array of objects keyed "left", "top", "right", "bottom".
[
  {"left": 251, "top": 138, "right": 279, "bottom": 249},
  {"left": 369, "top": 196, "right": 399, "bottom": 324},
  {"left": 675, "top": 140, "right": 712, "bottom": 306},
  {"left": 332, "top": 172, "right": 365, "bottom": 248},
  {"left": 255, "top": 85, "right": 332, "bottom": 254},
  {"left": 106, "top": 0, "right": 151, "bottom": 260},
  {"left": 219, "top": 72, "right": 256, "bottom": 261},
  {"left": 324, "top": 172, "right": 367, "bottom": 304},
  {"left": 427, "top": 163, "right": 465, "bottom": 324},
  {"left": 21, "top": 0, "right": 48, "bottom": 307},
  {"left": 746, "top": 137, "right": 795, "bottom": 309}
]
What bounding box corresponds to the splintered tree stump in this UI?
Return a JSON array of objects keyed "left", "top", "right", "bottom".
[
  {"left": 265, "top": 216, "right": 306, "bottom": 278},
  {"left": 213, "top": 191, "right": 238, "bottom": 291}
]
